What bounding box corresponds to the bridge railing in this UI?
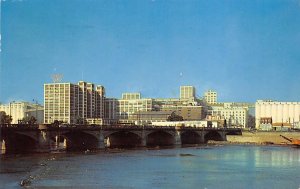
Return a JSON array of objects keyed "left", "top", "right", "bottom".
[
  {"left": 0, "top": 124, "right": 39, "bottom": 129},
  {"left": 1, "top": 123, "right": 242, "bottom": 132},
  {"left": 42, "top": 124, "right": 187, "bottom": 130}
]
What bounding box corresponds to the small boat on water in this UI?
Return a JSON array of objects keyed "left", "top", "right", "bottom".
[{"left": 280, "top": 135, "right": 300, "bottom": 147}]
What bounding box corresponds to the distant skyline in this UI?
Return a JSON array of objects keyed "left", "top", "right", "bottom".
[{"left": 1, "top": 0, "right": 300, "bottom": 104}]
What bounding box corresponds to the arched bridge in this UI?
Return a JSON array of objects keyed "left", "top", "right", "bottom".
[{"left": 0, "top": 124, "right": 242, "bottom": 153}]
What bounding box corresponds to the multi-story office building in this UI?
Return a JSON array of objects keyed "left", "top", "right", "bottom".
[
  {"left": 129, "top": 111, "right": 172, "bottom": 124},
  {"left": 105, "top": 86, "right": 201, "bottom": 124},
  {"left": 44, "top": 81, "right": 105, "bottom": 124},
  {"left": 104, "top": 86, "right": 203, "bottom": 124},
  {"left": 160, "top": 105, "right": 204, "bottom": 121},
  {"left": 204, "top": 90, "right": 217, "bottom": 104},
  {"left": 117, "top": 93, "right": 153, "bottom": 122},
  {"left": 122, "top": 93, "right": 141, "bottom": 100},
  {"left": 255, "top": 100, "right": 300, "bottom": 129},
  {"left": 208, "top": 103, "right": 249, "bottom": 128},
  {"left": 180, "top": 86, "right": 196, "bottom": 100},
  {"left": 104, "top": 98, "right": 119, "bottom": 123},
  {"left": 96, "top": 85, "right": 105, "bottom": 119},
  {"left": 43, "top": 84, "right": 206, "bottom": 125},
  {"left": 0, "top": 101, "right": 44, "bottom": 124},
  {"left": 44, "top": 82, "right": 79, "bottom": 124}
]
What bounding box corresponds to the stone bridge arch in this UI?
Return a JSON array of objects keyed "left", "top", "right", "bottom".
[
  {"left": 3, "top": 131, "right": 39, "bottom": 153},
  {"left": 146, "top": 130, "right": 175, "bottom": 147},
  {"left": 104, "top": 130, "right": 143, "bottom": 148},
  {"left": 204, "top": 131, "right": 224, "bottom": 143},
  {"left": 49, "top": 130, "right": 100, "bottom": 151},
  {"left": 180, "top": 130, "right": 202, "bottom": 144}
]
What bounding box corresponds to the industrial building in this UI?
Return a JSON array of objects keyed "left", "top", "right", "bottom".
[{"left": 255, "top": 100, "right": 300, "bottom": 129}]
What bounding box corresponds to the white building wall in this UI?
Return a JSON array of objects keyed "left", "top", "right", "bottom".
[
  {"left": 271, "top": 104, "right": 277, "bottom": 122},
  {"left": 151, "top": 120, "right": 209, "bottom": 127},
  {"left": 204, "top": 90, "right": 217, "bottom": 104},
  {"left": 0, "top": 102, "right": 44, "bottom": 124},
  {"left": 117, "top": 98, "right": 153, "bottom": 120},
  {"left": 294, "top": 104, "right": 298, "bottom": 120},
  {"left": 255, "top": 101, "right": 300, "bottom": 129},
  {"left": 210, "top": 104, "right": 248, "bottom": 128}
]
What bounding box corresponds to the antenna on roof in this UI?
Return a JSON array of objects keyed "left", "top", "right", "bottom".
[{"left": 51, "top": 74, "right": 63, "bottom": 83}]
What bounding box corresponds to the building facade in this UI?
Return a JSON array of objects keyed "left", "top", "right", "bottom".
[
  {"left": 160, "top": 105, "right": 204, "bottom": 121},
  {"left": 103, "top": 86, "right": 203, "bottom": 124},
  {"left": 117, "top": 93, "right": 153, "bottom": 123},
  {"left": 44, "top": 81, "right": 105, "bottom": 124},
  {"left": 0, "top": 102, "right": 44, "bottom": 124},
  {"left": 104, "top": 98, "right": 119, "bottom": 122},
  {"left": 208, "top": 102, "right": 249, "bottom": 128},
  {"left": 255, "top": 100, "right": 300, "bottom": 129},
  {"left": 129, "top": 111, "right": 172, "bottom": 124},
  {"left": 45, "top": 84, "right": 213, "bottom": 125},
  {"left": 180, "top": 86, "right": 196, "bottom": 100},
  {"left": 204, "top": 90, "right": 217, "bottom": 104}
]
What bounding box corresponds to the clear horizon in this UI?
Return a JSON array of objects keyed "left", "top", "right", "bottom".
[{"left": 1, "top": 0, "right": 300, "bottom": 104}]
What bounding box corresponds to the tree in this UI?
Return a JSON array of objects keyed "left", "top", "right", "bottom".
[
  {"left": 76, "top": 117, "right": 87, "bottom": 124},
  {"left": 0, "top": 111, "right": 12, "bottom": 124},
  {"left": 52, "top": 120, "right": 64, "bottom": 127},
  {"left": 167, "top": 112, "right": 184, "bottom": 121}
]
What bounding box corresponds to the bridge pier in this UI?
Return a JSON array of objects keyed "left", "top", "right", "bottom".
[
  {"left": 37, "top": 130, "right": 51, "bottom": 153},
  {"left": 98, "top": 131, "right": 105, "bottom": 149},
  {"left": 140, "top": 130, "right": 147, "bottom": 147},
  {"left": 220, "top": 131, "right": 227, "bottom": 141},
  {"left": 0, "top": 139, "right": 5, "bottom": 154},
  {"left": 174, "top": 130, "right": 182, "bottom": 146},
  {"left": 200, "top": 132, "right": 205, "bottom": 143}
]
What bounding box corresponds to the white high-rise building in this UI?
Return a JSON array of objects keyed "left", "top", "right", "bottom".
[
  {"left": 204, "top": 90, "right": 217, "bottom": 104},
  {"left": 180, "top": 86, "right": 195, "bottom": 100},
  {"left": 255, "top": 100, "right": 300, "bottom": 129},
  {"left": 44, "top": 81, "right": 105, "bottom": 124}
]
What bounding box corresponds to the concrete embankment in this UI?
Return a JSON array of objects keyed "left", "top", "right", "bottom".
[{"left": 227, "top": 131, "right": 300, "bottom": 145}]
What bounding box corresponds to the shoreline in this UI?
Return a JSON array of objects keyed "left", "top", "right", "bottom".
[
  {"left": 208, "top": 140, "right": 290, "bottom": 147},
  {"left": 226, "top": 131, "right": 300, "bottom": 146}
]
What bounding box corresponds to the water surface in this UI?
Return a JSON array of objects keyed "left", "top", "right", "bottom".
[{"left": 1, "top": 145, "right": 300, "bottom": 189}]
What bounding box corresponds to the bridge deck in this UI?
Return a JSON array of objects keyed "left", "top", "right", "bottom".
[{"left": 1, "top": 124, "right": 242, "bottom": 132}]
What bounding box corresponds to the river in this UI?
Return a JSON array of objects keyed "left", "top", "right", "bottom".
[{"left": 1, "top": 145, "right": 300, "bottom": 189}]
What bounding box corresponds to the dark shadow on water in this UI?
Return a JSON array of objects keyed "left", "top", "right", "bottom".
[
  {"left": 1, "top": 143, "right": 218, "bottom": 157},
  {"left": 179, "top": 153, "right": 196, "bottom": 157}
]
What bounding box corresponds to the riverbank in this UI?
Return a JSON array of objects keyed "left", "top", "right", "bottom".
[{"left": 226, "top": 131, "right": 300, "bottom": 145}]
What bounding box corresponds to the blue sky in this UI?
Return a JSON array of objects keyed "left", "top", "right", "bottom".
[{"left": 1, "top": 0, "right": 300, "bottom": 103}]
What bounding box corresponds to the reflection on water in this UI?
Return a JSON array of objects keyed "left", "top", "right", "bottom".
[
  {"left": 254, "top": 147, "right": 300, "bottom": 167},
  {"left": 1, "top": 145, "right": 300, "bottom": 189}
]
